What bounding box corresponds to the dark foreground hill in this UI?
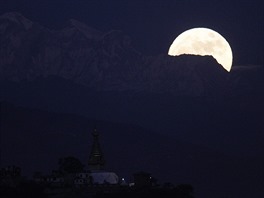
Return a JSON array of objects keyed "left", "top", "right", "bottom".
[{"left": 0, "top": 102, "right": 263, "bottom": 198}]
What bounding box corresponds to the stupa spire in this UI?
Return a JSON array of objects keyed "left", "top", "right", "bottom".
[{"left": 88, "top": 127, "right": 105, "bottom": 171}]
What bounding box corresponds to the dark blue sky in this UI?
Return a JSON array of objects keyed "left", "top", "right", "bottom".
[{"left": 0, "top": 0, "right": 263, "bottom": 66}]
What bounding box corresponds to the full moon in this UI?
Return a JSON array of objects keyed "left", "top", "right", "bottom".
[{"left": 168, "top": 28, "right": 233, "bottom": 72}]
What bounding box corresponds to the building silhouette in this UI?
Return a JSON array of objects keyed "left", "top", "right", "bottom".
[
  {"left": 88, "top": 127, "right": 105, "bottom": 171},
  {"left": 87, "top": 127, "right": 118, "bottom": 185}
]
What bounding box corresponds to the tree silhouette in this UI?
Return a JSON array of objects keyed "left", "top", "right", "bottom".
[
  {"left": 174, "top": 184, "right": 194, "bottom": 198},
  {"left": 58, "top": 156, "right": 84, "bottom": 174}
]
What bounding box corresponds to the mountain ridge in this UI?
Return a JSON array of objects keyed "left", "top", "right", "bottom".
[{"left": 0, "top": 12, "right": 231, "bottom": 98}]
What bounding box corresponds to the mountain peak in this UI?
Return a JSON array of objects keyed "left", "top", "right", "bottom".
[
  {"left": 0, "top": 12, "right": 33, "bottom": 30},
  {"left": 68, "top": 19, "right": 102, "bottom": 39}
]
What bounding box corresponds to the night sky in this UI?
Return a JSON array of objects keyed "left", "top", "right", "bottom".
[
  {"left": 0, "top": 0, "right": 263, "bottom": 66},
  {"left": 0, "top": 1, "right": 263, "bottom": 197}
]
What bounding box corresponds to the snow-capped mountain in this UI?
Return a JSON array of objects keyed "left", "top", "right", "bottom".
[{"left": 0, "top": 12, "right": 237, "bottom": 97}]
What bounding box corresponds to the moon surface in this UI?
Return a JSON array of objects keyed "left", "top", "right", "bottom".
[{"left": 168, "top": 28, "right": 233, "bottom": 72}]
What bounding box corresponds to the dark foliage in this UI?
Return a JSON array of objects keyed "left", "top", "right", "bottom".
[
  {"left": 93, "top": 184, "right": 194, "bottom": 198},
  {"left": 0, "top": 181, "right": 46, "bottom": 198},
  {"left": 58, "top": 156, "right": 84, "bottom": 174}
]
